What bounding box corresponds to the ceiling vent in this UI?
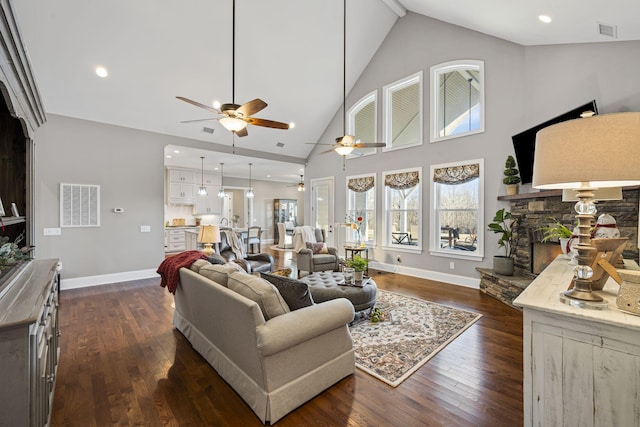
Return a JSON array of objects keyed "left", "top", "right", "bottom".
[
  {"left": 598, "top": 23, "right": 617, "bottom": 38},
  {"left": 202, "top": 127, "right": 215, "bottom": 134},
  {"left": 276, "top": 142, "right": 285, "bottom": 147}
]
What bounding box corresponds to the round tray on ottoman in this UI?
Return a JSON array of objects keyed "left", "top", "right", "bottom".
[{"left": 300, "top": 271, "right": 377, "bottom": 312}]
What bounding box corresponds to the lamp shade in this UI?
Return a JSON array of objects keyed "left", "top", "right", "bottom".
[
  {"left": 532, "top": 112, "right": 640, "bottom": 189},
  {"left": 197, "top": 225, "right": 221, "bottom": 244}
]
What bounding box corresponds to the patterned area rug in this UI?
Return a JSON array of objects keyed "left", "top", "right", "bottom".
[{"left": 349, "top": 289, "right": 482, "bottom": 387}]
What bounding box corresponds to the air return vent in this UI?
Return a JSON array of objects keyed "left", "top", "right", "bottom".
[
  {"left": 598, "top": 23, "right": 617, "bottom": 38},
  {"left": 276, "top": 142, "right": 285, "bottom": 147},
  {"left": 60, "top": 183, "right": 100, "bottom": 227},
  {"left": 202, "top": 126, "right": 215, "bottom": 134}
]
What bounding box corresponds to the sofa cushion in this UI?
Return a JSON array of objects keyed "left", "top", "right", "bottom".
[
  {"left": 199, "top": 263, "right": 242, "bottom": 287},
  {"left": 228, "top": 271, "right": 290, "bottom": 320},
  {"left": 261, "top": 272, "right": 314, "bottom": 311},
  {"left": 190, "top": 259, "right": 211, "bottom": 273},
  {"left": 305, "top": 242, "right": 329, "bottom": 254}
]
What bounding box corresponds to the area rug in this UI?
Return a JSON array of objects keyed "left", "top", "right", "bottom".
[
  {"left": 349, "top": 290, "right": 482, "bottom": 387},
  {"left": 269, "top": 245, "right": 295, "bottom": 252}
]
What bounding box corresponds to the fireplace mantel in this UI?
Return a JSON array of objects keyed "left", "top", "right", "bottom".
[{"left": 497, "top": 190, "right": 561, "bottom": 201}]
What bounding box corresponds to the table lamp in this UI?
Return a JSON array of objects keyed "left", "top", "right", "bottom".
[
  {"left": 532, "top": 112, "right": 640, "bottom": 308},
  {"left": 197, "top": 225, "right": 221, "bottom": 257}
]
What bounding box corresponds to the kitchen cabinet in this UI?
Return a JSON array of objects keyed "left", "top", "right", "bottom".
[
  {"left": 514, "top": 256, "right": 640, "bottom": 426},
  {"left": 185, "top": 229, "right": 198, "bottom": 250},
  {"left": 193, "top": 174, "right": 221, "bottom": 215},
  {"left": 0, "top": 260, "right": 60, "bottom": 426},
  {"left": 167, "top": 168, "right": 196, "bottom": 205},
  {"left": 166, "top": 229, "right": 186, "bottom": 252},
  {"left": 273, "top": 199, "right": 297, "bottom": 244}
]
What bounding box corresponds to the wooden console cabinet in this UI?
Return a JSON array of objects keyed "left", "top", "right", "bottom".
[
  {"left": 514, "top": 256, "right": 640, "bottom": 426},
  {"left": 0, "top": 259, "right": 60, "bottom": 426}
]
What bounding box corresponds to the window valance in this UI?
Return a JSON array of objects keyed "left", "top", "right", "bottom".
[
  {"left": 347, "top": 176, "right": 375, "bottom": 192},
  {"left": 433, "top": 163, "right": 479, "bottom": 184},
  {"left": 384, "top": 171, "right": 419, "bottom": 190}
]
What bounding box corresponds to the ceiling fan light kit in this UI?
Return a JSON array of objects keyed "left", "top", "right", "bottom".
[{"left": 176, "top": 0, "right": 289, "bottom": 138}]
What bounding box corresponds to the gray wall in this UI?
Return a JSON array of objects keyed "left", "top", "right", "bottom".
[{"left": 305, "top": 12, "right": 640, "bottom": 281}]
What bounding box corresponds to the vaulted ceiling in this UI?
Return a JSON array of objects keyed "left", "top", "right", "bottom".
[{"left": 12, "top": 0, "right": 640, "bottom": 182}]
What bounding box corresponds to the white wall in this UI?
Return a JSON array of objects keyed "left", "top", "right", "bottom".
[{"left": 305, "top": 12, "right": 640, "bottom": 284}]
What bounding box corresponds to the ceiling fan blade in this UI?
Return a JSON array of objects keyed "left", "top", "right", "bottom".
[
  {"left": 236, "top": 98, "right": 267, "bottom": 117},
  {"left": 176, "top": 96, "right": 220, "bottom": 114},
  {"left": 235, "top": 127, "right": 249, "bottom": 137},
  {"left": 245, "top": 117, "right": 290, "bottom": 129},
  {"left": 305, "top": 142, "right": 336, "bottom": 146},
  {"left": 180, "top": 118, "right": 216, "bottom": 123},
  {"left": 319, "top": 148, "right": 337, "bottom": 154},
  {"left": 353, "top": 142, "right": 386, "bottom": 148}
]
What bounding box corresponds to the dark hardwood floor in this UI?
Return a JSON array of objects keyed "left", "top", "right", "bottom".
[{"left": 51, "top": 247, "right": 523, "bottom": 426}]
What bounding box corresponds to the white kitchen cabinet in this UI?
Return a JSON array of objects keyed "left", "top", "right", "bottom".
[
  {"left": 202, "top": 172, "right": 220, "bottom": 186},
  {"left": 185, "top": 230, "right": 198, "bottom": 250},
  {"left": 166, "top": 229, "right": 186, "bottom": 252},
  {"left": 167, "top": 168, "right": 196, "bottom": 205},
  {"left": 193, "top": 189, "right": 221, "bottom": 215},
  {"left": 514, "top": 256, "right": 640, "bottom": 427}
]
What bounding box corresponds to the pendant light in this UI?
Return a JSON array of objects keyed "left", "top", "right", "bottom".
[
  {"left": 297, "top": 175, "right": 305, "bottom": 192},
  {"left": 246, "top": 162, "right": 254, "bottom": 198},
  {"left": 197, "top": 156, "right": 207, "bottom": 196},
  {"left": 218, "top": 162, "right": 226, "bottom": 198}
]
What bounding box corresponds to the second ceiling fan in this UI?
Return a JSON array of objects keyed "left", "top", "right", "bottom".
[{"left": 176, "top": 0, "right": 290, "bottom": 137}]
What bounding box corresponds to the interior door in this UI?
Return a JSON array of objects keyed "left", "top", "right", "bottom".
[{"left": 311, "top": 177, "right": 335, "bottom": 246}]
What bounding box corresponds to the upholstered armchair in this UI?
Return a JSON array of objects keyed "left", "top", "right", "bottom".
[
  {"left": 294, "top": 227, "right": 340, "bottom": 278},
  {"left": 218, "top": 229, "right": 274, "bottom": 273}
]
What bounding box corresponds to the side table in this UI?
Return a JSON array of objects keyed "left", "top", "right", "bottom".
[{"left": 344, "top": 246, "right": 369, "bottom": 276}]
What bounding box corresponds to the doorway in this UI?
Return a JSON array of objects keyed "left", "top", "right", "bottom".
[{"left": 311, "top": 177, "right": 334, "bottom": 246}]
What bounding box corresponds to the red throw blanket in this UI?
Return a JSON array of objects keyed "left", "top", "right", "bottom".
[{"left": 157, "top": 250, "right": 208, "bottom": 294}]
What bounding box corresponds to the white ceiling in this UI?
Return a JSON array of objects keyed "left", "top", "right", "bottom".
[{"left": 12, "top": 0, "right": 640, "bottom": 182}]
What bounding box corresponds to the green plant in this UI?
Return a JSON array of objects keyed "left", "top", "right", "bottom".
[
  {"left": 537, "top": 217, "right": 574, "bottom": 242},
  {"left": 502, "top": 155, "right": 521, "bottom": 185},
  {"left": 345, "top": 255, "right": 368, "bottom": 272},
  {"left": 0, "top": 236, "right": 32, "bottom": 272},
  {"left": 487, "top": 208, "right": 520, "bottom": 258}
]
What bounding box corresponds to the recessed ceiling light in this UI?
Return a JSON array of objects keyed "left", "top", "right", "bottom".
[
  {"left": 266, "top": 174, "right": 271, "bottom": 178},
  {"left": 95, "top": 66, "right": 108, "bottom": 78},
  {"left": 289, "top": 122, "right": 296, "bottom": 129},
  {"left": 538, "top": 15, "right": 552, "bottom": 24}
]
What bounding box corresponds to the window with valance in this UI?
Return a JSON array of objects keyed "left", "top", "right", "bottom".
[
  {"left": 346, "top": 174, "right": 375, "bottom": 245},
  {"left": 384, "top": 167, "right": 421, "bottom": 251},
  {"left": 429, "top": 159, "right": 484, "bottom": 260}
]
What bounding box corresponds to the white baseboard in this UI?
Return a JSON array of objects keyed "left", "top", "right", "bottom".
[
  {"left": 60, "top": 269, "right": 159, "bottom": 290},
  {"left": 369, "top": 261, "right": 480, "bottom": 289}
]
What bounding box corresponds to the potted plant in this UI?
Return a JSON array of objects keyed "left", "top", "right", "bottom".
[
  {"left": 345, "top": 255, "right": 368, "bottom": 282},
  {"left": 503, "top": 155, "right": 521, "bottom": 196},
  {"left": 537, "top": 216, "right": 574, "bottom": 255},
  {"left": 487, "top": 208, "right": 520, "bottom": 275}
]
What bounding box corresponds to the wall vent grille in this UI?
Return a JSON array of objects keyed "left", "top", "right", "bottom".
[
  {"left": 598, "top": 23, "right": 617, "bottom": 38},
  {"left": 60, "top": 183, "right": 100, "bottom": 227}
]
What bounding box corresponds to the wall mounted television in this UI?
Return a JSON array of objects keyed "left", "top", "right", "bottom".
[{"left": 511, "top": 100, "right": 598, "bottom": 184}]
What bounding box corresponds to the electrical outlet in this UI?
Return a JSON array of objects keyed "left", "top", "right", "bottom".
[
  {"left": 449, "top": 261, "right": 455, "bottom": 270},
  {"left": 140, "top": 225, "right": 151, "bottom": 233},
  {"left": 396, "top": 256, "right": 402, "bottom": 263}
]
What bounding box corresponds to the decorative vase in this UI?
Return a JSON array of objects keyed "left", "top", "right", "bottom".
[
  {"left": 354, "top": 270, "right": 364, "bottom": 282},
  {"left": 493, "top": 256, "right": 514, "bottom": 276},
  {"left": 506, "top": 184, "right": 519, "bottom": 196},
  {"left": 559, "top": 237, "right": 571, "bottom": 255}
]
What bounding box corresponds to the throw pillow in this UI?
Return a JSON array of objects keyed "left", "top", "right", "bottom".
[
  {"left": 207, "top": 253, "right": 227, "bottom": 265},
  {"left": 227, "top": 272, "right": 290, "bottom": 320},
  {"left": 190, "top": 259, "right": 211, "bottom": 273},
  {"left": 199, "top": 263, "right": 240, "bottom": 287},
  {"left": 305, "top": 242, "right": 329, "bottom": 254},
  {"left": 261, "top": 272, "right": 314, "bottom": 311}
]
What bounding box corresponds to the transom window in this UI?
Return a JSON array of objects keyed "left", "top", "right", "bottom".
[
  {"left": 429, "top": 159, "right": 484, "bottom": 260},
  {"left": 430, "top": 60, "right": 485, "bottom": 143},
  {"left": 347, "top": 91, "right": 377, "bottom": 157},
  {"left": 346, "top": 174, "right": 376, "bottom": 245},
  {"left": 384, "top": 167, "right": 421, "bottom": 251},
  {"left": 383, "top": 71, "right": 423, "bottom": 151}
]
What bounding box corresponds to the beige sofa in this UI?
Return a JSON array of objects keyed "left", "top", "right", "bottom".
[{"left": 174, "top": 262, "right": 355, "bottom": 424}]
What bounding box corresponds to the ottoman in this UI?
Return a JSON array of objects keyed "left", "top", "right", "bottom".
[{"left": 300, "top": 271, "right": 377, "bottom": 312}]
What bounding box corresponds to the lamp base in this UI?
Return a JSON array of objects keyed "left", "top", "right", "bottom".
[
  {"left": 559, "top": 293, "right": 608, "bottom": 310},
  {"left": 202, "top": 244, "right": 214, "bottom": 257}
]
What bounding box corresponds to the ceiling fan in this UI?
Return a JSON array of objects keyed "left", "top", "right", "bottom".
[
  {"left": 311, "top": 0, "right": 385, "bottom": 162},
  {"left": 176, "top": 0, "right": 290, "bottom": 137},
  {"left": 286, "top": 175, "right": 305, "bottom": 192}
]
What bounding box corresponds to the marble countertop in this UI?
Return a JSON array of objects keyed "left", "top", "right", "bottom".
[{"left": 513, "top": 255, "right": 640, "bottom": 331}]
